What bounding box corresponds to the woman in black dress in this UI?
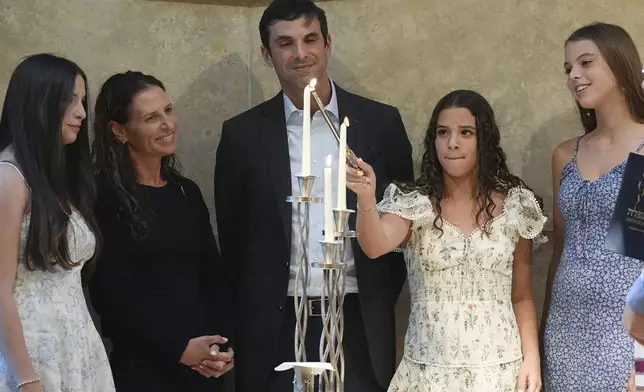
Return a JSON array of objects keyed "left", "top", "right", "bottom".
[{"left": 89, "top": 71, "right": 233, "bottom": 391}]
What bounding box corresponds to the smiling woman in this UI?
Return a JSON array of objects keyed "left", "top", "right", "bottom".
[
  {"left": 541, "top": 22, "right": 644, "bottom": 392},
  {"left": 89, "top": 71, "right": 234, "bottom": 391}
]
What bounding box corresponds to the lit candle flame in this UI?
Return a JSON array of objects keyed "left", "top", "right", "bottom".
[
  {"left": 309, "top": 78, "right": 317, "bottom": 89},
  {"left": 343, "top": 117, "right": 350, "bottom": 127},
  {"left": 326, "top": 154, "right": 332, "bottom": 167}
]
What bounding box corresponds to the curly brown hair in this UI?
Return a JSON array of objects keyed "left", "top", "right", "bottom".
[
  {"left": 92, "top": 71, "right": 181, "bottom": 241},
  {"left": 399, "top": 89, "right": 542, "bottom": 235}
]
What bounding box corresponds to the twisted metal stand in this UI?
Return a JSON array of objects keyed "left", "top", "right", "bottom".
[
  {"left": 314, "top": 208, "right": 355, "bottom": 392},
  {"left": 284, "top": 174, "right": 322, "bottom": 391}
]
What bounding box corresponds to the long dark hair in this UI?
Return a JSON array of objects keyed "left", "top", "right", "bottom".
[
  {"left": 0, "top": 53, "right": 98, "bottom": 271},
  {"left": 566, "top": 22, "right": 644, "bottom": 133},
  {"left": 92, "top": 71, "right": 180, "bottom": 241},
  {"left": 401, "top": 90, "right": 542, "bottom": 234}
]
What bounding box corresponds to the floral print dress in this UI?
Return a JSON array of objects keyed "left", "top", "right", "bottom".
[
  {"left": 0, "top": 162, "right": 115, "bottom": 392},
  {"left": 542, "top": 137, "right": 644, "bottom": 391},
  {"left": 379, "top": 184, "right": 547, "bottom": 392}
]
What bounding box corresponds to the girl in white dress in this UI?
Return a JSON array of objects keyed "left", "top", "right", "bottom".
[
  {"left": 0, "top": 54, "right": 115, "bottom": 392},
  {"left": 347, "top": 90, "right": 545, "bottom": 392}
]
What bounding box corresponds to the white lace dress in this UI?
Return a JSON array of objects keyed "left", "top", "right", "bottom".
[
  {"left": 379, "top": 184, "right": 547, "bottom": 392},
  {"left": 0, "top": 164, "right": 115, "bottom": 391}
]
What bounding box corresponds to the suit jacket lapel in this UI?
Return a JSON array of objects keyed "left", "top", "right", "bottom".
[{"left": 259, "top": 92, "right": 292, "bottom": 251}]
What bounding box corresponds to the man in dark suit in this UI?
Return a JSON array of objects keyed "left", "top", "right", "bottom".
[{"left": 214, "top": 1, "right": 413, "bottom": 391}]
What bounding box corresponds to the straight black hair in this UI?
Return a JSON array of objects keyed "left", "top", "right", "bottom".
[{"left": 0, "top": 53, "right": 99, "bottom": 271}]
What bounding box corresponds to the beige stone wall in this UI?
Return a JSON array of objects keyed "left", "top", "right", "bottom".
[{"left": 2, "top": 0, "right": 643, "bottom": 368}]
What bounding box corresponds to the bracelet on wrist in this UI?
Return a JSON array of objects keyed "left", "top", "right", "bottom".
[
  {"left": 357, "top": 204, "right": 377, "bottom": 213},
  {"left": 17, "top": 378, "right": 41, "bottom": 389}
]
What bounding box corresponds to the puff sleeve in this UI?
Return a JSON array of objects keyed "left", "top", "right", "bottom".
[
  {"left": 504, "top": 187, "right": 548, "bottom": 244},
  {"left": 377, "top": 183, "right": 435, "bottom": 229}
]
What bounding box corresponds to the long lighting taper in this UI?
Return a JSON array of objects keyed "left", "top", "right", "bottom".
[{"left": 310, "top": 90, "right": 360, "bottom": 169}]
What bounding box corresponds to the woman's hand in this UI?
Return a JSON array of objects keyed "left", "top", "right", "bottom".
[
  {"left": 192, "top": 347, "right": 235, "bottom": 378},
  {"left": 179, "top": 335, "right": 227, "bottom": 367},
  {"left": 346, "top": 158, "right": 377, "bottom": 208},
  {"left": 516, "top": 354, "right": 542, "bottom": 392}
]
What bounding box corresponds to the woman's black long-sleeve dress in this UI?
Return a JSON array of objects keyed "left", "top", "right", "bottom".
[{"left": 89, "top": 176, "right": 227, "bottom": 392}]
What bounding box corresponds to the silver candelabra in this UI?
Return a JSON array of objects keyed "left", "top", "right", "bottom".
[
  {"left": 278, "top": 176, "right": 355, "bottom": 392},
  {"left": 276, "top": 82, "right": 357, "bottom": 392}
]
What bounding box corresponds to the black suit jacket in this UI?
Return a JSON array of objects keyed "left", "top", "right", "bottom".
[{"left": 214, "top": 84, "right": 413, "bottom": 391}]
